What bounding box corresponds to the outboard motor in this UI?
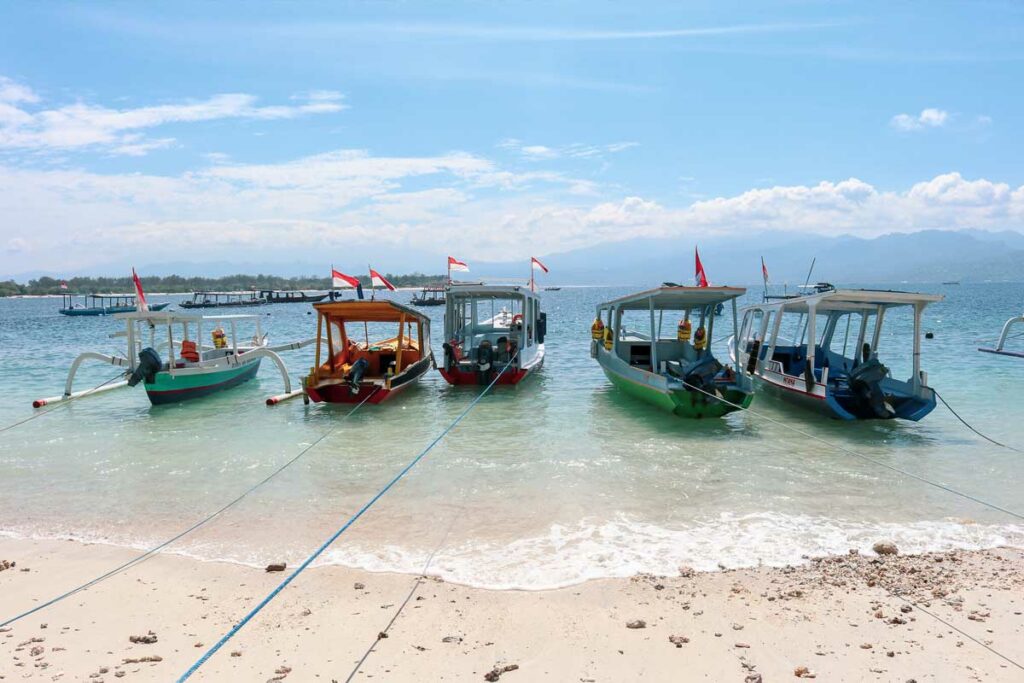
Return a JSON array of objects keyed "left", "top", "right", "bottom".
[
  {"left": 537, "top": 312, "right": 547, "bottom": 343},
  {"left": 847, "top": 356, "right": 896, "bottom": 419},
  {"left": 347, "top": 357, "right": 368, "bottom": 395},
  {"left": 476, "top": 340, "right": 494, "bottom": 384},
  {"left": 442, "top": 342, "right": 455, "bottom": 370},
  {"left": 683, "top": 356, "right": 723, "bottom": 394},
  {"left": 127, "top": 347, "right": 162, "bottom": 387}
]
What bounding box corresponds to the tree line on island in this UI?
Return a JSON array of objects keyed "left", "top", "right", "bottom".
[{"left": 0, "top": 273, "right": 446, "bottom": 297}]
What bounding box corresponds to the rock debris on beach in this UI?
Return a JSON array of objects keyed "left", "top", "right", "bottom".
[
  {"left": 872, "top": 541, "right": 899, "bottom": 556},
  {"left": 483, "top": 663, "right": 519, "bottom": 681},
  {"left": 625, "top": 619, "right": 646, "bottom": 629},
  {"left": 668, "top": 635, "right": 689, "bottom": 647},
  {"left": 128, "top": 631, "right": 157, "bottom": 644},
  {"left": 0, "top": 559, "right": 15, "bottom": 572},
  {"left": 265, "top": 562, "right": 287, "bottom": 572}
]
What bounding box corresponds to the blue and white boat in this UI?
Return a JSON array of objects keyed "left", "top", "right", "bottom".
[
  {"left": 59, "top": 293, "right": 169, "bottom": 316},
  {"left": 731, "top": 286, "right": 943, "bottom": 421}
]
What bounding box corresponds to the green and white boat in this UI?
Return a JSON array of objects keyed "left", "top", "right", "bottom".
[
  {"left": 590, "top": 286, "right": 754, "bottom": 418},
  {"left": 34, "top": 311, "right": 313, "bottom": 408}
]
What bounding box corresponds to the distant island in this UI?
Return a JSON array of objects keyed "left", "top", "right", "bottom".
[{"left": 0, "top": 273, "right": 446, "bottom": 297}]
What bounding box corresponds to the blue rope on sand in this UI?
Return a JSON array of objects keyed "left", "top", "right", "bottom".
[
  {"left": 178, "top": 352, "right": 520, "bottom": 681},
  {"left": 0, "top": 387, "right": 378, "bottom": 630}
]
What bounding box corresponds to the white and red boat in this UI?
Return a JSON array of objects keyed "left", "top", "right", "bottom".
[{"left": 439, "top": 283, "right": 546, "bottom": 386}]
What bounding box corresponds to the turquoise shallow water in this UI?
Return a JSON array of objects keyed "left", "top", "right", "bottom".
[{"left": 0, "top": 283, "right": 1022, "bottom": 589}]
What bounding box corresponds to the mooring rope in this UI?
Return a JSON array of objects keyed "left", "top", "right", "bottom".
[
  {"left": 178, "top": 351, "right": 521, "bottom": 682},
  {"left": 676, "top": 377, "right": 1024, "bottom": 672},
  {"left": 677, "top": 378, "right": 1024, "bottom": 522},
  {"left": 0, "top": 371, "right": 127, "bottom": 435},
  {"left": 934, "top": 390, "right": 1023, "bottom": 453},
  {"left": 0, "top": 387, "right": 379, "bottom": 629}
]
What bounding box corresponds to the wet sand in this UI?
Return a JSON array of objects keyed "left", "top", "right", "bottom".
[{"left": 1, "top": 538, "right": 1022, "bottom": 682}]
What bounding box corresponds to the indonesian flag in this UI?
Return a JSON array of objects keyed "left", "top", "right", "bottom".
[
  {"left": 531, "top": 256, "right": 549, "bottom": 273},
  {"left": 131, "top": 267, "right": 149, "bottom": 312},
  {"left": 59, "top": 280, "right": 68, "bottom": 290},
  {"left": 448, "top": 256, "right": 469, "bottom": 272},
  {"left": 694, "top": 248, "right": 709, "bottom": 288},
  {"left": 369, "top": 268, "right": 396, "bottom": 291},
  {"left": 761, "top": 256, "right": 769, "bottom": 285},
  {"left": 332, "top": 269, "right": 360, "bottom": 289}
]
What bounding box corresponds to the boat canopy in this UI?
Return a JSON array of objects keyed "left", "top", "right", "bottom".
[
  {"left": 313, "top": 299, "right": 428, "bottom": 323},
  {"left": 114, "top": 311, "right": 262, "bottom": 323},
  {"left": 758, "top": 289, "right": 943, "bottom": 314},
  {"left": 603, "top": 286, "right": 746, "bottom": 311}
]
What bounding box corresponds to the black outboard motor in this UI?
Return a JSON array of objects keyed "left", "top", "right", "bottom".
[
  {"left": 347, "top": 357, "right": 368, "bottom": 395},
  {"left": 127, "top": 347, "right": 162, "bottom": 387},
  {"left": 476, "top": 340, "right": 494, "bottom": 384},
  {"left": 537, "top": 312, "right": 547, "bottom": 343},
  {"left": 683, "top": 356, "right": 723, "bottom": 394},
  {"left": 442, "top": 342, "right": 455, "bottom": 370},
  {"left": 848, "top": 356, "right": 895, "bottom": 419}
]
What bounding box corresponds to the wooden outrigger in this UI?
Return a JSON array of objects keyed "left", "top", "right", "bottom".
[
  {"left": 591, "top": 286, "right": 754, "bottom": 418},
  {"left": 34, "top": 311, "right": 313, "bottom": 407},
  {"left": 302, "top": 300, "right": 434, "bottom": 405}
]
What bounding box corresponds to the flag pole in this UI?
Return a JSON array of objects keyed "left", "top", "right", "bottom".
[
  {"left": 368, "top": 265, "right": 375, "bottom": 301},
  {"left": 529, "top": 258, "right": 534, "bottom": 293},
  {"left": 761, "top": 256, "right": 768, "bottom": 302},
  {"left": 447, "top": 257, "right": 451, "bottom": 286}
]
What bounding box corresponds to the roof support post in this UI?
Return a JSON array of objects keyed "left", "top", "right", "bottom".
[
  {"left": 805, "top": 304, "right": 817, "bottom": 392},
  {"left": 648, "top": 297, "right": 658, "bottom": 371}
]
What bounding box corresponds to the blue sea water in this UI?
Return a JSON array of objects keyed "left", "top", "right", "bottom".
[{"left": 0, "top": 283, "right": 1022, "bottom": 589}]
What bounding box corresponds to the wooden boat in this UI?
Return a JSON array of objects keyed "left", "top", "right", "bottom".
[
  {"left": 179, "top": 291, "right": 267, "bottom": 309},
  {"left": 59, "top": 293, "right": 169, "bottom": 316},
  {"left": 591, "top": 286, "right": 753, "bottom": 418},
  {"left": 979, "top": 309, "right": 1024, "bottom": 358},
  {"left": 411, "top": 284, "right": 446, "bottom": 307},
  {"left": 259, "top": 289, "right": 328, "bottom": 304},
  {"left": 439, "top": 283, "right": 545, "bottom": 386},
  {"left": 303, "top": 300, "right": 433, "bottom": 404},
  {"left": 34, "top": 312, "right": 312, "bottom": 407},
  {"left": 732, "top": 287, "right": 944, "bottom": 421}
]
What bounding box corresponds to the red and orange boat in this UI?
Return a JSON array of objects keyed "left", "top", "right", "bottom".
[{"left": 302, "top": 300, "right": 434, "bottom": 405}]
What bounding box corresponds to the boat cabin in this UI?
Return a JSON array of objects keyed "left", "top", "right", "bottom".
[
  {"left": 305, "top": 300, "right": 433, "bottom": 403},
  {"left": 440, "top": 283, "right": 546, "bottom": 385},
  {"left": 114, "top": 311, "right": 267, "bottom": 368},
  {"left": 736, "top": 288, "right": 944, "bottom": 420}
]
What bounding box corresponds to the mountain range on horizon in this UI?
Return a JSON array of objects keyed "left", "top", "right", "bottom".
[{"left": 6, "top": 228, "right": 1023, "bottom": 286}]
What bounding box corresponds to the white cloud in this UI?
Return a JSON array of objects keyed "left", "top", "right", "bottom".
[
  {"left": 1, "top": 151, "right": 1022, "bottom": 272},
  {"left": 0, "top": 77, "right": 39, "bottom": 104},
  {"left": 0, "top": 77, "right": 347, "bottom": 156},
  {"left": 499, "top": 138, "right": 638, "bottom": 161},
  {"left": 890, "top": 107, "right": 950, "bottom": 131}
]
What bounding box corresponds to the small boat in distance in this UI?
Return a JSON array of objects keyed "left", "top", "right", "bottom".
[
  {"left": 440, "top": 283, "right": 545, "bottom": 385},
  {"left": 180, "top": 291, "right": 267, "bottom": 309},
  {"left": 59, "top": 293, "right": 169, "bottom": 316},
  {"left": 303, "top": 300, "right": 433, "bottom": 404},
  {"left": 942, "top": 280, "right": 961, "bottom": 285},
  {"left": 259, "top": 289, "right": 328, "bottom": 304},
  {"left": 34, "top": 311, "right": 312, "bottom": 407},
  {"left": 411, "top": 284, "right": 446, "bottom": 306},
  {"left": 733, "top": 288, "right": 944, "bottom": 421},
  {"left": 544, "top": 286, "right": 562, "bottom": 291},
  {"left": 979, "top": 309, "right": 1024, "bottom": 358},
  {"left": 591, "top": 286, "right": 753, "bottom": 418}
]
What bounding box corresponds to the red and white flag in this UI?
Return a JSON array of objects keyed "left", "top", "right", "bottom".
[
  {"left": 369, "top": 268, "right": 396, "bottom": 291},
  {"left": 332, "top": 269, "right": 360, "bottom": 289},
  {"left": 448, "top": 256, "right": 470, "bottom": 272},
  {"left": 59, "top": 280, "right": 68, "bottom": 290},
  {"left": 531, "top": 256, "right": 549, "bottom": 273},
  {"left": 694, "top": 248, "right": 709, "bottom": 288},
  {"left": 761, "top": 256, "right": 769, "bottom": 286},
  {"left": 131, "top": 268, "right": 149, "bottom": 311}
]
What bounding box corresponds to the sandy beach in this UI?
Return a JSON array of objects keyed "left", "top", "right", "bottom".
[{"left": 1, "top": 538, "right": 1021, "bottom": 682}]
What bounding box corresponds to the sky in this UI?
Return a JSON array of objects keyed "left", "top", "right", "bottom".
[{"left": 1, "top": 0, "right": 1023, "bottom": 277}]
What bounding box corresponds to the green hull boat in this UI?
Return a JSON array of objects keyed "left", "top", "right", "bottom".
[{"left": 592, "top": 285, "right": 754, "bottom": 419}]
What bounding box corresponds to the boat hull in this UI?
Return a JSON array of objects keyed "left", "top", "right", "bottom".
[
  {"left": 602, "top": 365, "right": 751, "bottom": 418},
  {"left": 60, "top": 302, "right": 169, "bottom": 316},
  {"left": 305, "top": 357, "right": 431, "bottom": 404},
  {"left": 438, "top": 354, "right": 541, "bottom": 386},
  {"left": 751, "top": 372, "right": 936, "bottom": 422},
  {"left": 144, "top": 359, "right": 261, "bottom": 405}
]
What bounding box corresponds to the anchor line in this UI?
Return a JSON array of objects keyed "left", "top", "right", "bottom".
[
  {"left": 675, "top": 378, "right": 1024, "bottom": 673},
  {"left": 0, "top": 387, "right": 379, "bottom": 630},
  {"left": 342, "top": 499, "right": 465, "bottom": 683},
  {"left": 0, "top": 370, "right": 128, "bottom": 435},
  {"left": 676, "top": 379, "right": 1024, "bottom": 522},
  {"left": 934, "top": 390, "right": 1023, "bottom": 453},
  {"left": 178, "top": 350, "right": 522, "bottom": 682}
]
